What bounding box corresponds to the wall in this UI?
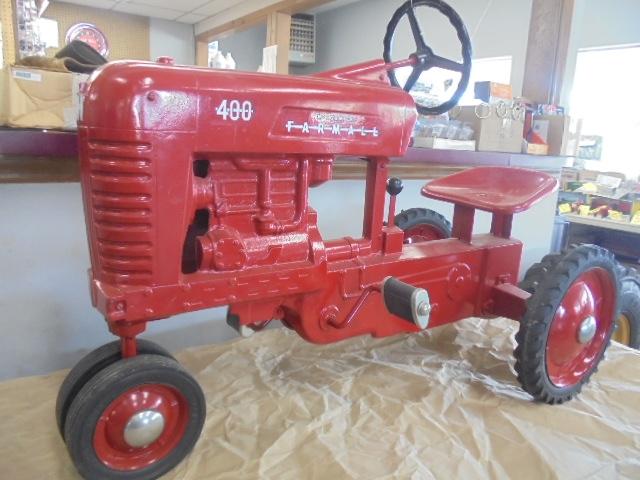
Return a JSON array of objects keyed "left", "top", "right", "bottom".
[
  {"left": 576, "top": 0, "right": 640, "bottom": 49},
  {"left": 44, "top": 2, "right": 150, "bottom": 61},
  {"left": 301, "top": 0, "right": 533, "bottom": 95},
  {"left": 0, "top": 183, "right": 236, "bottom": 380},
  {"left": 209, "top": 0, "right": 533, "bottom": 88},
  {"left": 217, "top": 23, "right": 267, "bottom": 72},
  {"left": 40, "top": 4, "right": 196, "bottom": 65},
  {"left": 149, "top": 18, "right": 195, "bottom": 65},
  {"left": 0, "top": 178, "right": 556, "bottom": 380}
]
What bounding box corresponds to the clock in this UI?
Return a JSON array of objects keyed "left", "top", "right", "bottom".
[{"left": 65, "top": 23, "right": 109, "bottom": 57}]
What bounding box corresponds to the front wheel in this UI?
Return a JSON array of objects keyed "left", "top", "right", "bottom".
[
  {"left": 56, "top": 339, "right": 174, "bottom": 437},
  {"left": 64, "top": 354, "right": 206, "bottom": 480},
  {"left": 515, "top": 245, "right": 619, "bottom": 404}
]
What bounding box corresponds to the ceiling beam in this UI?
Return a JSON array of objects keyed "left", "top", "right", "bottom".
[{"left": 195, "top": 0, "right": 332, "bottom": 42}]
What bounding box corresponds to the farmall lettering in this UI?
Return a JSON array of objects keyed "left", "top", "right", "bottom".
[{"left": 285, "top": 112, "right": 380, "bottom": 138}]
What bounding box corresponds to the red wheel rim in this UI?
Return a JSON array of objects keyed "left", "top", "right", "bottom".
[
  {"left": 546, "top": 268, "right": 615, "bottom": 388},
  {"left": 93, "top": 384, "right": 189, "bottom": 471},
  {"left": 403, "top": 225, "right": 447, "bottom": 243}
]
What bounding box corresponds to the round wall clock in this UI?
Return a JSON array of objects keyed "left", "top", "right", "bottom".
[{"left": 65, "top": 23, "right": 110, "bottom": 57}]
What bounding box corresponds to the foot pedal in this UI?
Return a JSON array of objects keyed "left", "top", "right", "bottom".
[
  {"left": 226, "top": 312, "right": 255, "bottom": 338},
  {"left": 382, "top": 277, "right": 432, "bottom": 329}
]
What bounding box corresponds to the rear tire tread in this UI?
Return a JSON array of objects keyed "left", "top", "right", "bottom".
[
  {"left": 616, "top": 264, "right": 640, "bottom": 348},
  {"left": 395, "top": 207, "right": 452, "bottom": 240}
]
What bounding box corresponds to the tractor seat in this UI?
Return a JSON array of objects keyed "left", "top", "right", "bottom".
[{"left": 422, "top": 167, "right": 558, "bottom": 215}]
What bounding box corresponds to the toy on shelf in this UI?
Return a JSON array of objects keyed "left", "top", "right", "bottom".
[{"left": 56, "top": 2, "right": 621, "bottom": 479}]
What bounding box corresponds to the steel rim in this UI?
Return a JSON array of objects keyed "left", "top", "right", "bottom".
[
  {"left": 403, "top": 224, "right": 447, "bottom": 243},
  {"left": 613, "top": 314, "right": 632, "bottom": 345},
  {"left": 546, "top": 268, "right": 615, "bottom": 388},
  {"left": 93, "top": 384, "right": 189, "bottom": 471}
]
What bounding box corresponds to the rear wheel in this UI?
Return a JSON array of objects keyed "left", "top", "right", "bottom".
[
  {"left": 515, "top": 245, "right": 619, "bottom": 404},
  {"left": 613, "top": 266, "right": 640, "bottom": 348},
  {"left": 64, "top": 354, "right": 206, "bottom": 480},
  {"left": 56, "top": 339, "right": 174, "bottom": 437},
  {"left": 395, "top": 207, "right": 452, "bottom": 243},
  {"left": 519, "top": 253, "right": 563, "bottom": 294}
]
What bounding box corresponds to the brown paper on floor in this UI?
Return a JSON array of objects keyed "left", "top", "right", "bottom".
[{"left": 1, "top": 317, "right": 639, "bottom": 479}]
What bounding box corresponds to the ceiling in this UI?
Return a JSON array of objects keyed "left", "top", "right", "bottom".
[{"left": 52, "top": 0, "right": 361, "bottom": 25}]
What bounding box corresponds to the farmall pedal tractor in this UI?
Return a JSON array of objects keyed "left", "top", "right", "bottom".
[{"left": 57, "top": 1, "right": 621, "bottom": 479}]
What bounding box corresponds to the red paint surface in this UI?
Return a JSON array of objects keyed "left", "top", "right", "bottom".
[
  {"left": 78, "top": 57, "right": 558, "bottom": 347},
  {"left": 423, "top": 166, "right": 558, "bottom": 215},
  {"left": 93, "top": 385, "right": 189, "bottom": 470}
]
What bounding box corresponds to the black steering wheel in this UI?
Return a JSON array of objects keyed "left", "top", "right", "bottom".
[{"left": 383, "top": 0, "right": 473, "bottom": 116}]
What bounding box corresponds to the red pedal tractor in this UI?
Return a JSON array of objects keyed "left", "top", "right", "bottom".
[{"left": 56, "top": 2, "right": 621, "bottom": 479}]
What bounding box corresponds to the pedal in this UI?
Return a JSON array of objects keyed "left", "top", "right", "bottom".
[
  {"left": 226, "top": 312, "right": 255, "bottom": 338},
  {"left": 382, "top": 277, "right": 432, "bottom": 329}
]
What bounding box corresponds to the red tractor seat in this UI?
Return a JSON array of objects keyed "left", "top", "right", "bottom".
[{"left": 422, "top": 167, "right": 558, "bottom": 215}]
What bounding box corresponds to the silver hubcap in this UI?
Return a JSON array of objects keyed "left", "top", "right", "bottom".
[
  {"left": 577, "top": 316, "right": 597, "bottom": 344},
  {"left": 123, "top": 410, "right": 165, "bottom": 448}
]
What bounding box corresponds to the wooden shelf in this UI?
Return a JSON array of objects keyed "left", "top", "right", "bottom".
[
  {"left": 0, "top": 128, "right": 78, "bottom": 156},
  {"left": 400, "top": 147, "right": 571, "bottom": 172},
  {"left": 562, "top": 214, "right": 640, "bottom": 234},
  {"left": 0, "top": 129, "right": 569, "bottom": 184},
  {"left": 0, "top": 128, "right": 79, "bottom": 183}
]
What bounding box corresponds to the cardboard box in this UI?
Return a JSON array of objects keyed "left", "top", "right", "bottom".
[
  {"left": 523, "top": 141, "right": 549, "bottom": 156},
  {"left": 533, "top": 115, "right": 582, "bottom": 156},
  {"left": 0, "top": 68, "right": 7, "bottom": 126},
  {"left": 454, "top": 105, "right": 524, "bottom": 153},
  {"left": 474, "top": 81, "right": 512, "bottom": 103},
  {"left": 4, "top": 66, "right": 88, "bottom": 130},
  {"left": 412, "top": 137, "right": 476, "bottom": 151},
  {"left": 578, "top": 169, "right": 600, "bottom": 182}
]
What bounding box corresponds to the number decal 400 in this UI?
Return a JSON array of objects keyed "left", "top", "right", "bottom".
[{"left": 216, "top": 99, "right": 254, "bottom": 122}]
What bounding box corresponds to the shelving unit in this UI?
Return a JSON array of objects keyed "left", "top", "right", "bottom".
[
  {"left": 1, "top": 127, "right": 569, "bottom": 183},
  {"left": 0, "top": 128, "right": 78, "bottom": 183}
]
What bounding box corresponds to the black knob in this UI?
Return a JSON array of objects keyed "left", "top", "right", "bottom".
[{"left": 387, "top": 177, "right": 404, "bottom": 196}]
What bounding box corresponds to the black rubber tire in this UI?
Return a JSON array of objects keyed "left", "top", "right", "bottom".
[
  {"left": 518, "top": 252, "right": 564, "bottom": 294},
  {"left": 56, "top": 339, "right": 174, "bottom": 438},
  {"left": 64, "top": 354, "right": 206, "bottom": 480},
  {"left": 514, "top": 245, "right": 619, "bottom": 404},
  {"left": 616, "top": 265, "right": 640, "bottom": 349},
  {"left": 395, "top": 207, "right": 452, "bottom": 243}
]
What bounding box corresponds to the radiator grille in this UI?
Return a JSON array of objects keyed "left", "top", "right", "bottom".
[{"left": 88, "top": 140, "right": 154, "bottom": 286}]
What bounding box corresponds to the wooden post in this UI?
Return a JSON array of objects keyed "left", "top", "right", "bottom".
[
  {"left": 196, "top": 40, "right": 209, "bottom": 67},
  {"left": 266, "top": 11, "right": 291, "bottom": 74},
  {"left": 522, "top": 0, "right": 576, "bottom": 105}
]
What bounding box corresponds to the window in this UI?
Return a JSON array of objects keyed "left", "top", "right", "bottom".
[
  {"left": 460, "top": 56, "right": 512, "bottom": 105},
  {"left": 395, "top": 56, "right": 513, "bottom": 110},
  {"left": 570, "top": 45, "right": 640, "bottom": 178}
]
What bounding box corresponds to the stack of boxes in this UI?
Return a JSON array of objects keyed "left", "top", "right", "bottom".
[{"left": 0, "top": 65, "right": 88, "bottom": 130}]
